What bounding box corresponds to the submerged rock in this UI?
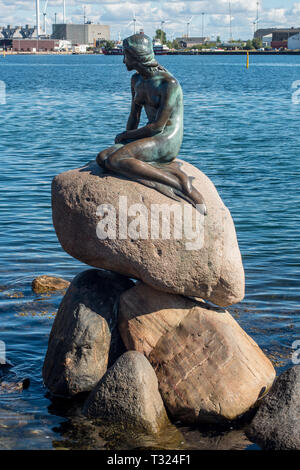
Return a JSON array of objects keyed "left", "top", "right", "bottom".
[
  {"left": 32, "top": 275, "right": 70, "bottom": 294},
  {"left": 246, "top": 366, "right": 300, "bottom": 450},
  {"left": 52, "top": 159, "right": 244, "bottom": 307},
  {"left": 83, "top": 351, "right": 170, "bottom": 435},
  {"left": 0, "top": 378, "right": 30, "bottom": 394},
  {"left": 43, "top": 269, "right": 133, "bottom": 397}
]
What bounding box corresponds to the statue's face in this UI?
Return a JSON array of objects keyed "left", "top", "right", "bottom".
[{"left": 123, "top": 51, "right": 135, "bottom": 71}]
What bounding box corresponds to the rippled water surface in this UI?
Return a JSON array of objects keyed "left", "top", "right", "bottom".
[{"left": 0, "top": 54, "right": 299, "bottom": 450}]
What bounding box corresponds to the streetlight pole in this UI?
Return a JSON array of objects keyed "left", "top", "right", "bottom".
[{"left": 229, "top": 0, "right": 233, "bottom": 41}]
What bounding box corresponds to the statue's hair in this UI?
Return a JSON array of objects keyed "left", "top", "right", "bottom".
[
  {"left": 129, "top": 55, "right": 168, "bottom": 76},
  {"left": 123, "top": 34, "right": 168, "bottom": 76}
]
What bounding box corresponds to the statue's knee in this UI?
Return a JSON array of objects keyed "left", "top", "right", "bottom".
[
  {"left": 97, "top": 150, "right": 112, "bottom": 169},
  {"left": 105, "top": 154, "right": 118, "bottom": 171}
]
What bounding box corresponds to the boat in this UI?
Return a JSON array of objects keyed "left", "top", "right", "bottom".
[
  {"left": 153, "top": 40, "right": 170, "bottom": 55},
  {"left": 103, "top": 43, "right": 123, "bottom": 55}
]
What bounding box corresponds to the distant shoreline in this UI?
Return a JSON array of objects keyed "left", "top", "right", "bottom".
[{"left": 2, "top": 50, "right": 300, "bottom": 56}]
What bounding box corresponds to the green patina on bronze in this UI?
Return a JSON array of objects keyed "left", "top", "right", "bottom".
[{"left": 97, "top": 33, "right": 206, "bottom": 213}]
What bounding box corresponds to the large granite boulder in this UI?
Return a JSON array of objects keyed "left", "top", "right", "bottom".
[
  {"left": 43, "top": 269, "right": 133, "bottom": 397},
  {"left": 246, "top": 366, "right": 300, "bottom": 450},
  {"left": 119, "top": 283, "right": 276, "bottom": 425},
  {"left": 83, "top": 351, "right": 170, "bottom": 434},
  {"left": 119, "top": 282, "right": 196, "bottom": 356},
  {"left": 52, "top": 159, "right": 244, "bottom": 307}
]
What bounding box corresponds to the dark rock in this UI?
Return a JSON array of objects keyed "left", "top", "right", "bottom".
[
  {"left": 0, "top": 363, "right": 12, "bottom": 379},
  {"left": 83, "top": 351, "right": 170, "bottom": 434},
  {"left": 246, "top": 366, "right": 300, "bottom": 450},
  {"left": 42, "top": 269, "right": 134, "bottom": 397}
]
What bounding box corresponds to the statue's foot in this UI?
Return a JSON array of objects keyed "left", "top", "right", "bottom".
[{"left": 190, "top": 188, "right": 207, "bottom": 216}]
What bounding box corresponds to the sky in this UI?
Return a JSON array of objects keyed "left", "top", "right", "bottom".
[{"left": 0, "top": 1, "right": 300, "bottom": 41}]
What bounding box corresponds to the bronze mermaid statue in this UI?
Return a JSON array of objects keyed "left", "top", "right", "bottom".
[{"left": 96, "top": 33, "right": 207, "bottom": 215}]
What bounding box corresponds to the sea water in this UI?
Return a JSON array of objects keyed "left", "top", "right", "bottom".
[{"left": 0, "top": 54, "right": 299, "bottom": 449}]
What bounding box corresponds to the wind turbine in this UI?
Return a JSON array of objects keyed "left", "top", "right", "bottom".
[
  {"left": 186, "top": 16, "right": 193, "bottom": 38},
  {"left": 159, "top": 17, "right": 169, "bottom": 44},
  {"left": 127, "top": 11, "right": 143, "bottom": 35},
  {"left": 43, "top": 0, "right": 49, "bottom": 35}
]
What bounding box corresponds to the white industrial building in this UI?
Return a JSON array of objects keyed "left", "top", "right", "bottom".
[
  {"left": 262, "top": 34, "right": 272, "bottom": 47},
  {"left": 288, "top": 33, "right": 300, "bottom": 50}
]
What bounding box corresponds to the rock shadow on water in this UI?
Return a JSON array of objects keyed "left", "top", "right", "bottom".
[
  {"left": 52, "top": 415, "right": 185, "bottom": 451},
  {"left": 46, "top": 390, "right": 258, "bottom": 451}
]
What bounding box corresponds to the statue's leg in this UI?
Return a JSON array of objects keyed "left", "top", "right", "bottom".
[
  {"left": 96, "top": 144, "right": 124, "bottom": 169},
  {"left": 153, "top": 162, "right": 193, "bottom": 194},
  {"left": 105, "top": 148, "right": 183, "bottom": 192},
  {"left": 103, "top": 139, "right": 207, "bottom": 213},
  {"left": 153, "top": 161, "right": 206, "bottom": 211}
]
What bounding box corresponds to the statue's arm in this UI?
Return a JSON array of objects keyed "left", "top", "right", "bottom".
[
  {"left": 126, "top": 75, "right": 142, "bottom": 131},
  {"left": 116, "top": 79, "right": 178, "bottom": 142}
]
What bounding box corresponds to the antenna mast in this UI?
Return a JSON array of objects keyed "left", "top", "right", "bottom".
[
  {"left": 63, "top": 0, "right": 66, "bottom": 24},
  {"left": 36, "top": 0, "right": 40, "bottom": 38},
  {"left": 229, "top": 0, "right": 233, "bottom": 41}
]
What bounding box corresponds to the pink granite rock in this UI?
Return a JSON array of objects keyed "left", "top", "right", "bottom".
[{"left": 52, "top": 159, "right": 245, "bottom": 307}]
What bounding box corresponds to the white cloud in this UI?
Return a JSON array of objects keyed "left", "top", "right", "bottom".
[{"left": 0, "top": 0, "right": 299, "bottom": 41}]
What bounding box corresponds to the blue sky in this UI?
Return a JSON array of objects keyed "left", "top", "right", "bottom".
[{"left": 1, "top": 1, "right": 299, "bottom": 40}]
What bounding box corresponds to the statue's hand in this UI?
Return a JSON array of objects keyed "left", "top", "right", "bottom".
[{"left": 115, "top": 132, "right": 127, "bottom": 144}]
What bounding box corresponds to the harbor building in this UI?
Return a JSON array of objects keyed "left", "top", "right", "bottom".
[
  {"left": 255, "top": 27, "right": 300, "bottom": 48},
  {"left": 262, "top": 34, "right": 272, "bottom": 48},
  {"left": 288, "top": 33, "right": 300, "bottom": 50},
  {"left": 0, "top": 38, "right": 60, "bottom": 52},
  {"left": 52, "top": 23, "right": 110, "bottom": 45},
  {"left": 175, "top": 36, "right": 210, "bottom": 48}
]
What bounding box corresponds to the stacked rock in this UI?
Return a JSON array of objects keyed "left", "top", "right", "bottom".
[{"left": 43, "top": 159, "right": 276, "bottom": 433}]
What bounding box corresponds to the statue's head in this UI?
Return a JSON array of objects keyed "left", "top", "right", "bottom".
[{"left": 123, "top": 33, "right": 157, "bottom": 71}]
